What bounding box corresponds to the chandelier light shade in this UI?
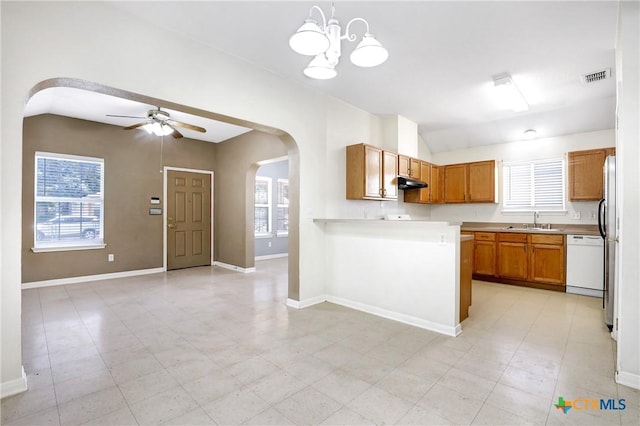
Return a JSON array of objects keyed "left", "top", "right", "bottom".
[
  {"left": 289, "top": 3, "right": 388, "bottom": 79},
  {"left": 289, "top": 19, "right": 330, "bottom": 56},
  {"left": 304, "top": 54, "right": 337, "bottom": 79},
  {"left": 350, "top": 33, "right": 389, "bottom": 67}
]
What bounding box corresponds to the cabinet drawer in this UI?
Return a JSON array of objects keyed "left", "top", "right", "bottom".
[
  {"left": 531, "top": 234, "right": 564, "bottom": 245},
  {"left": 475, "top": 232, "right": 496, "bottom": 241},
  {"left": 498, "top": 233, "right": 528, "bottom": 243}
]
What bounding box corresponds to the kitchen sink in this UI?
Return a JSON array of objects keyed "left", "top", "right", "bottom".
[{"left": 504, "top": 225, "right": 561, "bottom": 232}]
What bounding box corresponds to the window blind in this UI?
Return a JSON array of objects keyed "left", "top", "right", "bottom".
[{"left": 503, "top": 158, "right": 565, "bottom": 211}]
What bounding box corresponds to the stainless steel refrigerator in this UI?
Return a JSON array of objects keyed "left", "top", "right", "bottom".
[{"left": 598, "top": 155, "right": 616, "bottom": 331}]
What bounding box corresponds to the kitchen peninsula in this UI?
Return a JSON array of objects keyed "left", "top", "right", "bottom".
[{"left": 313, "top": 218, "right": 469, "bottom": 336}]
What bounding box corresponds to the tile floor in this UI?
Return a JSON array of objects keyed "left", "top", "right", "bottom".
[{"left": 2, "top": 258, "right": 638, "bottom": 425}]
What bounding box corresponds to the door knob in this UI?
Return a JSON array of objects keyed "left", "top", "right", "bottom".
[{"left": 168, "top": 224, "right": 175, "bottom": 229}]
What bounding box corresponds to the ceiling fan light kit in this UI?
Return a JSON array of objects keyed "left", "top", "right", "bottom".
[
  {"left": 107, "top": 107, "right": 206, "bottom": 139},
  {"left": 289, "top": 3, "right": 388, "bottom": 79}
]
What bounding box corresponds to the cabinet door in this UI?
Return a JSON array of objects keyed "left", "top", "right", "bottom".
[
  {"left": 474, "top": 241, "right": 496, "bottom": 276},
  {"left": 382, "top": 151, "right": 398, "bottom": 199},
  {"left": 460, "top": 239, "right": 473, "bottom": 322},
  {"left": 468, "top": 161, "right": 495, "bottom": 202},
  {"left": 398, "top": 155, "right": 411, "bottom": 177},
  {"left": 529, "top": 243, "right": 565, "bottom": 285},
  {"left": 497, "top": 242, "right": 528, "bottom": 280},
  {"left": 430, "top": 165, "right": 444, "bottom": 203},
  {"left": 364, "top": 145, "right": 384, "bottom": 199},
  {"left": 419, "top": 161, "right": 431, "bottom": 202},
  {"left": 568, "top": 149, "right": 607, "bottom": 201},
  {"left": 409, "top": 158, "right": 420, "bottom": 179},
  {"left": 444, "top": 164, "right": 467, "bottom": 203}
]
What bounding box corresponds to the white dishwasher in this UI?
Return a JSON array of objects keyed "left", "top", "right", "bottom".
[{"left": 566, "top": 235, "right": 604, "bottom": 297}]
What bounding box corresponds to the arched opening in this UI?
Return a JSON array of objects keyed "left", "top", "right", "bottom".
[{"left": 22, "top": 78, "right": 300, "bottom": 302}]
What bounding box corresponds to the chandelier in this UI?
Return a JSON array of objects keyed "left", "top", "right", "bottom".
[{"left": 288, "top": 3, "right": 389, "bottom": 80}]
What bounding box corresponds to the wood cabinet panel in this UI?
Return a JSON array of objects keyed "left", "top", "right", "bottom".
[
  {"left": 529, "top": 242, "right": 565, "bottom": 285},
  {"left": 498, "top": 233, "right": 528, "bottom": 243},
  {"left": 460, "top": 238, "right": 473, "bottom": 322},
  {"left": 475, "top": 232, "right": 496, "bottom": 241},
  {"left": 497, "top": 241, "right": 528, "bottom": 280},
  {"left": 346, "top": 144, "right": 397, "bottom": 200},
  {"left": 430, "top": 165, "right": 444, "bottom": 203},
  {"left": 568, "top": 148, "right": 614, "bottom": 201},
  {"left": 475, "top": 240, "right": 496, "bottom": 276},
  {"left": 444, "top": 164, "right": 467, "bottom": 203},
  {"left": 398, "top": 155, "right": 420, "bottom": 179},
  {"left": 468, "top": 161, "right": 495, "bottom": 202}
]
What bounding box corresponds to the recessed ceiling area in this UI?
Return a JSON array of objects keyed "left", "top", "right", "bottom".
[{"left": 24, "top": 87, "right": 253, "bottom": 143}]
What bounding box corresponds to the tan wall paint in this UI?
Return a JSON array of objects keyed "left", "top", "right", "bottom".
[
  {"left": 22, "top": 114, "right": 217, "bottom": 282},
  {"left": 213, "top": 131, "right": 288, "bottom": 269}
]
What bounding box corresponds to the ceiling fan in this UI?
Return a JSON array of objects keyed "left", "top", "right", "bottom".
[{"left": 106, "top": 107, "right": 206, "bottom": 139}]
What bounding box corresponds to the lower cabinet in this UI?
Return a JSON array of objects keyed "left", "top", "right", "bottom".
[
  {"left": 460, "top": 238, "right": 473, "bottom": 322},
  {"left": 470, "top": 231, "right": 566, "bottom": 289}
]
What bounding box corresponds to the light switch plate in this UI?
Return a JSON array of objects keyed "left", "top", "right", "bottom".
[{"left": 571, "top": 211, "right": 581, "bottom": 220}]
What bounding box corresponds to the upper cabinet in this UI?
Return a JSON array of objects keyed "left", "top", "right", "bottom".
[
  {"left": 444, "top": 160, "right": 496, "bottom": 203},
  {"left": 568, "top": 148, "right": 615, "bottom": 201},
  {"left": 346, "top": 143, "right": 398, "bottom": 200},
  {"left": 398, "top": 155, "right": 420, "bottom": 179},
  {"left": 403, "top": 160, "right": 443, "bottom": 204}
]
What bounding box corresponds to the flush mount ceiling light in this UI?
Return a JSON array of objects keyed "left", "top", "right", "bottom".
[
  {"left": 493, "top": 74, "right": 529, "bottom": 112},
  {"left": 289, "top": 2, "right": 389, "bottom": 80},
  {"left": 524, "top": 129, "right": 537, "bottom": 140}
]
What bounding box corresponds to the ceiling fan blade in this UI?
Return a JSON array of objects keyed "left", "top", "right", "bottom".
[
  {"left": 168, "top": 120, "right": 206, "bottom": 133},
  {"left": 166, "top": 123, "right": 183, "bottom": 139},
  {"left": 106, "top": 114, "right": 146, "bottom": 119},
  {"left": 123, "top": 121, "right": 148, "bottom": 130}
]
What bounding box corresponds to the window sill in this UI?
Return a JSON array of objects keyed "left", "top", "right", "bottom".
[
  {"left": 32, "top": 243, "right": 106, "bottom": 253},
  {"left": 501, "top": 210, "right": 568, "bottom": 215},
  {"left": 276, "top": 232, "right": 289, "bottom": 237},
  {"left": 255, "top": 234, "right": 273, "bottom": 239}
]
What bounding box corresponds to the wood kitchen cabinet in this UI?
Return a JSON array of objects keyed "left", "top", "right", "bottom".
[
  {"left": 497, "top": 233, "right": 529, "bottom": 281},
  {"left": 460, "top": 237, "right": 473, "bottom": 322},
  {"left": 568, "top": 147, "right": 616, "bottom": 201},
  {"left": 346, "top": 143, "right": 398, "bottom": 200},
  {"left": 444, "top": 160, "right": 495, "bottom": 203},
  {"left": 398, "top": 155, "right": 420, "bottom": 179},
  {"left": 495, "top": 232, "right": 565, "bottom": 287},
  {"left": 473, "top": 232, "right": 496, "bottom": 276},
  {"left": 403, "top": 161, "right": 444, "bottom": 204},
  {"left": 529, "top": 234, "right": 565, "bottom": 285}
]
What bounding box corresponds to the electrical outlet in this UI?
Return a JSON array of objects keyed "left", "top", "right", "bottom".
[
  {"left": 439, "top": 233, "right": 446, "bottom": 245},
  {"left": 268, "top": 241, "right": 272, "bottom": 248},
  {"left": 108, "top": 254, "right": 115, "bottom": 262},
  {"left": 591, "top": 211, "right": 597, "bottom": 219},
  {"left": 571, "top": 211, "right": 581, "bottom": 220}
]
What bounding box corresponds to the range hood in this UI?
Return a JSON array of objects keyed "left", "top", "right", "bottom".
[{"left": 397, "top": 176, "right": 428, "bottom": 190}]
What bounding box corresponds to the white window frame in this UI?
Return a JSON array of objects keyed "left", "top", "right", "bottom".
[
  {"left": 502, "top": 157, "right": 566, "bottom": 213},
  {"left": 33, "top": 152, "right": 105, "bottom": 252},
  {"left": 254, "top": 176, "right": 272, "bottom": 237},
  {"left": 276, "top": 178, "right": 289, "bottom": 237}
]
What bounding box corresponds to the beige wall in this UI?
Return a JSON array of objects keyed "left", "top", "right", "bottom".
[
  {"left": 22, "top": 114, "right": 217, "bottom": 282},
  {"left": 213, "top": 131, "right": 288, "bottom": 268}
]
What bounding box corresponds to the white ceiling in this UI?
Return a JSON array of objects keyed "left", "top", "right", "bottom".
[{"left": 27, "top": 1, "right": 619, "bottom": 152}]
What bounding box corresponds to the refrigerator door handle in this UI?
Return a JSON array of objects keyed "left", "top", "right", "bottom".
[{"left": 598, "top": 198, "right": 606, "bottom": 238}]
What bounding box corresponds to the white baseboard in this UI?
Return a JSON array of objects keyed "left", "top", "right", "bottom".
[
  {"left": 255, "top": 253, "right": 288, "bottom": 261},
  {"left": 1, "top": 367, "right": 27, "bottom": 399},
  {"left": 22, "top": 267, "right": 165, "bottom": 289},
  {"left": 326, "top": 295, "right": 461, "bottom": 337},
  {"left": 286, "top": 295, "right": 327, "bottom": 309},
  {"left": 213, "top": 261, "right": 256, "bottom": 273},
  {"left": 616, "top": 370, "right": 640, "bottom": 390}
]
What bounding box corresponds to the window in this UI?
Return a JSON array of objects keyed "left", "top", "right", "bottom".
[
  {"left": 254, "top": 176, "right": 272, "bottom": 236},
  {"left": 503, "top": 158, "right": 565, "bottom": 212},
  {"left": 276, "top": 179, "right": 289, "bottom": 236},
  {"left": 34, "top": 152, "right": 105, "bottom": 251}
]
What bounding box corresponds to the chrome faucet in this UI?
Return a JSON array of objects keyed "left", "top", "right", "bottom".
[{"left": 533, "top": 211, "right": 539, "bottom": 227}]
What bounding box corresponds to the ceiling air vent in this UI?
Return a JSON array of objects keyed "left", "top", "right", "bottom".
[{"left": 581, "top": 68, "right": 611, "bottom": 84}]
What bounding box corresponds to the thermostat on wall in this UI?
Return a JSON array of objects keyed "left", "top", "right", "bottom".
[{"left": 150, "top": 197, "right": 160, "bottom": 205}]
